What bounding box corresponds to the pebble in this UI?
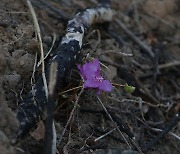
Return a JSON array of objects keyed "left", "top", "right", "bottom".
[
  {"left": 15, "top": 53, "right": 35, "bottom": 78},
  {"left": 43, "top": 36, "right": 52, "bottom": 46},
  {"left": 3, "top": 74, "right": 21, "bottom": 87}
]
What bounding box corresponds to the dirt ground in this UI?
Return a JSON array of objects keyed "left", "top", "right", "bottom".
[{"left": 0, "top": 0, "right": 180, "bottom": 154}]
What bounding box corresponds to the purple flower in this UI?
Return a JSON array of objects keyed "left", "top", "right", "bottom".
[{"left": 78, "top": 59, "right": 112, "bottom": 94}]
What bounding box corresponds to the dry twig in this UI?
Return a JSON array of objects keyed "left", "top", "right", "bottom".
[
  {"left": 97, "top": 96, "right": 143, "bottom": 153},
  {"left": 27, "top": 0, "right": 48, "bottom": 98},
  {"left": 58, "top": 87, "right": 84, "bottom": 145},
  {"left": 115, "top": 19, "right": 154, "bottom": 58}
]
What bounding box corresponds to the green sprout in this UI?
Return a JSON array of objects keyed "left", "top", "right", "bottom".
[{"left": 124, "top": 83, "right": 135, "bottom": 94}]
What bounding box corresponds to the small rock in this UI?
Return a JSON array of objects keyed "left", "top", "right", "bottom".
[
  {"left": 0, "top": 18, "right": 10, "bottom": 28},
  {"left": 43, "top": 36, "right": 52, "bottom": 46},
  {"left": 15, "top": 53, "right": 35, "bottom": 78},
  {"left": 3, "top": 74, "right": 21, "bottom": 87}
]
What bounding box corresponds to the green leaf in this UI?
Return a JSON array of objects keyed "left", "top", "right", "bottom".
[{"left": 124, "top": 83, "right": 135, "bottom": 94}]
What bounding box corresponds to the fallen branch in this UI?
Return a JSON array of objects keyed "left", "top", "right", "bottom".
[{"left": 15, "top": 0, "right": 113, "bottom": 141}]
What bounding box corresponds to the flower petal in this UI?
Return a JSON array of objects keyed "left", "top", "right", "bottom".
[
  {"left": 84, "top": 79, "right": 99, "bottom": 88},
  {"left": 82, "top": 59, "right": 100, "bottom": 79},
  {"left": 98, "top": 80, "right": 113, "bottom": 92},
  {"left": 89, "top": 59, "right": 100, "bottom": 72},
  {"left": 78, "top": 59, "right": 112, "bottom": 94}
]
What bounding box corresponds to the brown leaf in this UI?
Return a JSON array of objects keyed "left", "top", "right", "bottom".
[
  {"left": 146, "top": 33, "right": 157, "bottom": 45},
  {"left": 174, "top": 103, "right": 180, "bottom": 112},
  {"left": 30, "top": 120, "right": 45, "bottom": 140}
]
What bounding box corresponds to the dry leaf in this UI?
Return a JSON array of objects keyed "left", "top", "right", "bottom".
[{"left": 30, "top": 120, "right": 45, "bottom": 140}]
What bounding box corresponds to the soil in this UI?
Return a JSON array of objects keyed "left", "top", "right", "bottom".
[{"left": 0, "top": 0, "right": 179, "bottom": 154}]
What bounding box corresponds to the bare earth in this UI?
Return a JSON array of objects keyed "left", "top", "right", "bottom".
[{"left": 0, "top": 0, "right": 179, "bottom": 154}]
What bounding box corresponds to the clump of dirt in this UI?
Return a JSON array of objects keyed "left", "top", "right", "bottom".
[
  {"left": 0, "top": 0, "right": 38, "bottom": 153},
  {"left": 0, "top": 51, "right": 19, "bottom": 154}
]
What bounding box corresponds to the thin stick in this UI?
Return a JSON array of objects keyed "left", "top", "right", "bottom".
[
  {"left": 112, "top": 83, "right": 125, "bottom": 87},
  {"left": 115, "top": 19, "right": 154, "bottom": 58},
  {"left": 142, "top": 113, "right": 180, "bottom": 151},
  {"left": 100, "top": 59, "right": 129, "bottom": 70},
  {"left": 58, "top": 87, "right": 84, "bottom": 144},
  {"left": 150, "top": 127, "right": 180, "bottom": 141},
  {"left": 158, "top": 61, "right": 180, "bottom": 69},
  {"left": 98, "top": 50, "right": 133, "bottom": 57},
  {"left": 38, "top": 0, "right": 65, "bottom": 19},
  {"left": 97, "top": 96, "right": 132, "bottom": 149},
  {"left": 58, "top": 86, "right": 83, "bottom": 95},
  {"left": 99, "top": 60, "right": 112, "bottom": 76},
  {"left": 37, "top": 33, "right": 57, "bottom": 67},
  {"left": 97, "top": 96, "right": 144, "bottom": 153},
  {"left": 94, "top": 127, "right": 117, "bottom": 142},
  {"left": 31, "top": 53, "right": 38, "bottom": 101},
  {"left": 27, "top": 0, "right": 48, "bottom": 98}
]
